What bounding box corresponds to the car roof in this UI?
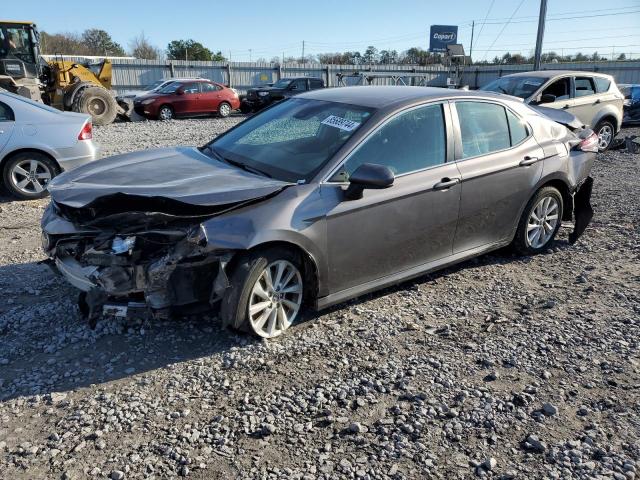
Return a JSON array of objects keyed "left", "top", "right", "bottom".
[
  {"left": 298, "top": 86, "right": 513, "bottom": 109},
  {"left": 502, "top": 70, "right": 612, "bottom": 79}
]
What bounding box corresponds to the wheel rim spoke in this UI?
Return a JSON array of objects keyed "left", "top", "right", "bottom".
[
  {"left": 32, "top": 180, "right": 44, "bottom": 193},
  {"left": 249, "top": 301, "right": 271, "bottom": 316},
  {"left": 16, "top": 178, "right": 30, "bottom": 189},
  {"left": 13, "top": 166, "right": 29, "bottom": 177},
  {"left": 248, "top": 259, "right": 302, "bottom": 338}
]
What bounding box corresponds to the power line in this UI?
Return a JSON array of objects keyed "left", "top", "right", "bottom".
[
  {"left": 481, "top": 0, "right": 526, "bottom": 61},
  {"left": 474, "top": 0, "right": 496, "bottom": 47},
  {"left": 476, "top": 9, "right": 640, "bottom": 26},
  {"left": 463, "top": 4, "right": 640, "bottom": 25}
]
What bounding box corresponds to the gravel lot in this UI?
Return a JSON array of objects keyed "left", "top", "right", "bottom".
[{"left": 0, "top": 118, "right": 638, "bottom": 480}]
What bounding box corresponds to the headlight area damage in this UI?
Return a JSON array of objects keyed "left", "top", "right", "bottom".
[{"left": 42, "top": 193, "right": 273, "bottom": 328}]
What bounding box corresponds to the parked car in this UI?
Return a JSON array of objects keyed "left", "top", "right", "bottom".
[
  {"left": 133, "top": 79, "right": 240, "bottom": 120},
  {"left": 1, "top": 91, "right": 97, "bottom": 200},
  {"left": 241, "top": 77, "right": 324, "bottom": 113},
  {"left": 42, "top": 86, "right": 596, "bottom": 338},
  {"left": 619, "top": 84, "right": 640, "bottom": 125},
  {"left": 117, "top": 78, "right": 204, "bottom": 101},
  {"left": 480, "top": 70, "right": 624, "bottom": 151}
]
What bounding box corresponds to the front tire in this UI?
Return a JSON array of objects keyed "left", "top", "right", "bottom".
[
  {"left": 513, "top": 186, "right": 563, "bottom": 255},
  {"left": 2, "top": 152, "right": 58, "bottom": 200},
  {"left": 595, "top": 120, "right": 615, "bottom": 152},
  {"left": 158, "top": 105, "right": 174, "bottom": 121},
  {"left": 221, "top": 248, "right": 305, "bottom": 338}
]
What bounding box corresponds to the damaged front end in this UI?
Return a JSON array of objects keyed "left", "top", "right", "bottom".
[{"left": 42, "top": 201, "right": 233, "bottom": 328}]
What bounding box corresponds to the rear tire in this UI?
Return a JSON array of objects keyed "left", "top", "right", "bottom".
[
  {"left": 594, "top": 119, "right": 615, "bottom": 152},
  {"left": 72, "top": 86, "right": 117, "bottom": 126},
  {"left": 218, "top": 101, "right": 232, "bottom": 118},
  {"left": 220, "top": 247, "right": 305, "bottom": 338},
  {"left": 2, "top": 152, "right": 58, "bottom": 200},
  {"left": 240, "top": 102, "right": 253, "bottom": 114},
  {"left": 513, "top": 186, "right": 564, "bottom": 255}
]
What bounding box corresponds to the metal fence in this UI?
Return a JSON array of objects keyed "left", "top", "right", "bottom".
[{"left": 45, "top": 56, "right": 640, "bottom": 93}]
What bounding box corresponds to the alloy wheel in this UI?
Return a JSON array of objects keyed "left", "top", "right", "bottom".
[
  {"left": 219, "top": 103, "right": 231, "bottom": 117},
  {"left": 10, "top": 159, "right": 52, "bottom": 195},
  {"left": 597, "top": 124, "right": 613, "bottom": 150},
  {"left": 526, "top": 196, "right": 560, "bottom": 248},
  {"left": 248, "top": 260, "right": 303, "bottom": 338},
  {"left": 159, "top": 107, "right": 173, "bottom": 120}
]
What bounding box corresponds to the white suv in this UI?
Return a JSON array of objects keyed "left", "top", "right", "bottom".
[{"left": 481, "top": 70, "right": 624, "bottom": 151}]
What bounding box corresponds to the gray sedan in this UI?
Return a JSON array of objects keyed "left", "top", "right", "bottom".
[
  {"left": 0, "top": 91, "right": 98, "bottom": 199},
  {"left": 42, "top": 87, "right": 597, "bottom": 338}
]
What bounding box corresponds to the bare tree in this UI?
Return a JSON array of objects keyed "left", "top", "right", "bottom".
[{"left": 129, "top": 32, "right": 161, "bottom": 60}]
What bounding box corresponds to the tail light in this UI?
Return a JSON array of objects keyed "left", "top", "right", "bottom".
[
  {"left": 78, "top": 121, "right": 92, "bottom": 140},
  {"left": 575, "top": 131, "right": 599, "bottom": 153}
]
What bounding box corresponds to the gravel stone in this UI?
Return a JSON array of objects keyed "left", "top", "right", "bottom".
[{"left": 0, "top": 120, "right": 638, "bottom": 479}]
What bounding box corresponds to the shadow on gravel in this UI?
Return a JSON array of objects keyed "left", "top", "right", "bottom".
[
  {"left": 0, "top": 237, "right": 575, "bottom": 402},
  {"left": 0, "top": 261, "right": 260, "bottom": 402}
]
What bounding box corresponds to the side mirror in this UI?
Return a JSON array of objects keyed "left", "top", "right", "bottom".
[
  {"left": 289, "top": 84, "right": 298, "bottom": 91},
  {"left": 539, "top": 93, "right": 556, "bottom": 104},
  {"left": 176, "top": 88, "right": 185, "bottom": 95},
  {"left": 344, "top": 163, "right": 394, "bottom": 200}
]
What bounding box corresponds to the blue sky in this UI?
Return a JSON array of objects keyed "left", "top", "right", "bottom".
[{"left": 5, "top": 0, "right": 640, "bottom": 60}]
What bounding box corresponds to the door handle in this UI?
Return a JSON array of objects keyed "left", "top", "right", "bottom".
[
  {"left": 433, "top": 177, "right": 460, "bottom": 191},
  {"left": 593, "top": 99, "right": 601, "bottom": 105},
  {"left": 519, "top": 156, "right": 540, "bottom": 166},
  {"left": 562, "top": 104, "right": 570, "bottom": 109}
]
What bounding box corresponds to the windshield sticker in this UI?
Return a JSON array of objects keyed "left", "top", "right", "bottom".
[{"left": 321, "top": 115, "right": 361, "bottom": 131}]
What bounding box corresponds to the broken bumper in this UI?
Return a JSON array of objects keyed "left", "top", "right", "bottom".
[
  {"left": 42, "top": 208, "right": 232, "bottom": 324},
  {"left": 569, "top": 176, "right": 594, "bottom": 245}
]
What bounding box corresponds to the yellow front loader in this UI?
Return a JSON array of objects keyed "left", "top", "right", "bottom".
[{"left": 0, "top": 21, "right": 121, "bottom": 125}]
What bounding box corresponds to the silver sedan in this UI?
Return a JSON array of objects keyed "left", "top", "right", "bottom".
[{"left": 0, "top": 90, "right": 98, "bottom": 199}]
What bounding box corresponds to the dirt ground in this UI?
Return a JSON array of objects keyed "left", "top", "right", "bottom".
[{"left": 0, "top": 120, "right": 638, "bottom": 480}]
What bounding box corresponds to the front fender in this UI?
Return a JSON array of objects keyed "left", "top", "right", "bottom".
[{"left": 201, "top": 218, "right": 329, "bottom": 297}]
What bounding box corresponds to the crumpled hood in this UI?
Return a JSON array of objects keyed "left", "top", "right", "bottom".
[{"left": 49, "top": 146, "right": 292, "bottom": 209}]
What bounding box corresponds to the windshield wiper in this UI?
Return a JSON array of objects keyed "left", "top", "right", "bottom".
[{"left": 202, "top": 146, "right": 272, "bottom": 178}]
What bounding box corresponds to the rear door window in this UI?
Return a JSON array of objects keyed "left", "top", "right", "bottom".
[
  {"left": 594, "top": 77, "right": 611, "bottom": 93},
  {"left": 456, "top": 102, "right": 511, "bottom": 159},
  {"left": 541, "top": 77, "right": 571, "bottom": 101},
  {"left": 201, "top": 82, "right": 219, "bottom": 92},
  {"left": 506, "top": 109, "right": 529, "bottom": 145},
  {"left": 575, "top": 77, "right": 596, "bottom": 97},
  {"left": 310, "top": 79, "right": 323, "bottom": 89},
  {"left": 0, "top": 101, "right": 15, "bottom": 121}
]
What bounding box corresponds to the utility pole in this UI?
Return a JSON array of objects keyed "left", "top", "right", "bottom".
[
  {"left": 229, "top": 50, "right": 232, "bottom": 62},
  {"left": 249, "top": 49, "right": 252, "bottom": 62},
  {"left": 301, "top": 40, "right": 305, "bottom": 64},
  {"left": 282, "top": 52, "right": 285, "bottom": 65},
  {"left": 185, "top": 47, "right": 188, "bottom": 62},
  {"left": 533, "top": 0, "right": 548, "bottom": 70},
  {"left": 469, "top": 20, "right": 475, "bottom": 61}
]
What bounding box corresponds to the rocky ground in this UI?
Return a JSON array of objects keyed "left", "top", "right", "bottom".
[{"left": 0, "top": 118, "right": 638, "bottom": 480}]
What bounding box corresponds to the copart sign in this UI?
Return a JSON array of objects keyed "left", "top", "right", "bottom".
[{"left": 429, "top": 25, "right": 458, "bottom": 52}]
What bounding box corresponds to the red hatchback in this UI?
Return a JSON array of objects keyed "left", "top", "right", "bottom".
[{"left": 133, "top": 79, "right": 241, "bottom": 120}]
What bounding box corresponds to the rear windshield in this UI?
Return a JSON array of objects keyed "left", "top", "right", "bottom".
[{"left": 481, "top": 76, "right": 548, "bottom": 99}]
